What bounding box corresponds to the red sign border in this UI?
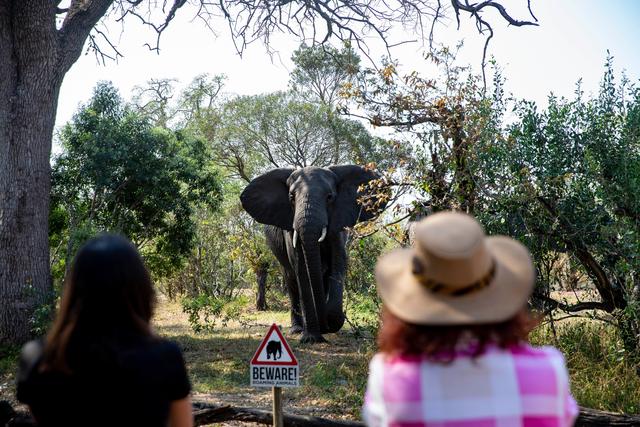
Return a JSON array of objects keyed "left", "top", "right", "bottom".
[{"left": 250, "top": 323, "right": 298, "bottom": 366}]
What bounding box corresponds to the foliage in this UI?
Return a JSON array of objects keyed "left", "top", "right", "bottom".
[
  {"left": 0, "top": 345, "right": 19, "bottom": 378},
  {"left": 346, "top": 49, "right": 640, "bottom": 352},
  {"left": 344, "top": 234, "right": 389, "bottom": 337},
  {"left": 28, "top": 293, "right": 58, "bottom": 337},
  {"left": 476, "top": 57, "right": 640, "bottom": 352},
  {"left": 290, "top": 43, "right": 360, "bottom": 105},
  {"left": 132, "top": 74, "right": 227, "bottom": 143},
  {"left": 177, "top": 74, "right": 227, "bottom": 125},
  {"left": 347, "top": 234, "right": 387, "bottom": 295},
  {"left": 163, "top": 181, "right": 276, "bottom": 297},
  {"left": 165, "top": 180, "right": 286, "bottom": 331},
  {"left": 131, "top": 78, "right": 178, "bottom": 127},
  {"left": 213, "top": 90, "right": 393, "bottom": 181},
  {"left": 342, "top": 46, "right": 486, "bottom": 215},
  {"left": 51, "top": 82, "right": 223, "bottom": 278}
]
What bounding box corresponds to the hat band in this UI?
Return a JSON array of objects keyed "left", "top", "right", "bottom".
[{"left": 412, "top": 257, "right": 496, "bottom": 297}]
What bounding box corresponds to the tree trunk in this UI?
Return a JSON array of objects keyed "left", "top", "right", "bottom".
[
  {"left": 0, "top": 2, "right": 62, "bottom": 345},
  {"left": 0, "top": 0, "right": 113, "bottom": 345},
  {"left": 255, "top": 262, "right": 268, "bottom": 311}
]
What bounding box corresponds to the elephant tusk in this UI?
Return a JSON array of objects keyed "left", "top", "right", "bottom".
[
  {"left": 318, "top": 227, "right": 327, "bottom": 243},
  {"left": 293, "top": 230, "right": 298, "bottom": 248}
]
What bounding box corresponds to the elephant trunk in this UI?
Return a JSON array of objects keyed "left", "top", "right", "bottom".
[{"left": 295, "top": 226, "right": 329, "bottom": 339}]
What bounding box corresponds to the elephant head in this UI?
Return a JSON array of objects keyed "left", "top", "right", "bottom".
[{"left": 240, "top": 165, "right": 385, "bottom": 342}]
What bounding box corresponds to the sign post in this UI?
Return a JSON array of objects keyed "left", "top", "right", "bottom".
[
  {"left": 250, "top": 323, "right": 299, "bottom": 427},
  {"left": 273, "top": 386, "right": 283, "bottom": 427}
]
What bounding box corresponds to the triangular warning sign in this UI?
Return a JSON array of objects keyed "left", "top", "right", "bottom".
[{"left": 251, "top": 324, "right": 298, "bottom": 366}]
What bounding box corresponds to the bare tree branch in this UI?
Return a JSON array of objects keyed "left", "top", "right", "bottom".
[
  {"left": 57, "top": 0, "right": 116, "bottom": 73},
  {"left": 532, "top": 292, "right": 611, "bottom": 314},
  {"left": 452, "top": 1, "right": 539, "bottom": 27},
  {"left": 535, "top": 195, "right": 626, "bottom": 312},
  {"left": 87, "top": 28, "right": 124, "bottom": 65},
  {"left": 450, "top": 0, "right": 538, "bottom": 89},
  {"left": 59, "top": 0, "right": 538, "bottom": 86}
]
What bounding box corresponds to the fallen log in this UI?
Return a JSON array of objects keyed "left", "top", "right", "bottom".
[
  {"left": 3, "top": 400, "right": 640, "bottom": 426},
  {"left": 574, "top": 406, "right": 640, "bottom": 427},
  {"left": 193, "top": 404, "right": 362, "bottom": 427},
  {"left": 193, "top": 402, "right": 640, "bottom": 427}
]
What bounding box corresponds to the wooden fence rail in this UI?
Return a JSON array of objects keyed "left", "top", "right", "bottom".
[{"left": 2, "top": 400, "right": 640, "bottom": 426}]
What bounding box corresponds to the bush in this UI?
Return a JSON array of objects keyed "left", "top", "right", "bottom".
[
  {"left": 344, "top": 234, "right": 388, "bottom": 337},
  {"left": 0, "top": 345, "right": 19, "bottom": 378},
  {"left": 181, "top": 294, "right": 251, "bottom": 333}
]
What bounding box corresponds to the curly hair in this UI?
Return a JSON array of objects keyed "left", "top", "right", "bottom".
[{"left": 377, "top": 306, "right": 538, "bottom": 361}]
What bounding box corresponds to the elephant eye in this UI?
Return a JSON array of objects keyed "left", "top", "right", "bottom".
[
  {"left": 289, "top": 193, "right": 295, "bottom": 203},
  {"left": 327, "top": 193, "right": 335, "bottom": 202}
]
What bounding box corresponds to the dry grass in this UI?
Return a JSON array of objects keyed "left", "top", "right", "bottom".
[
  {"left": 530, "top": 319, "right": 640, "bottom": 414},
  {"left": 0, "top": 297, "right": 374, "bottom": 420},
  {"left": 2, "top": 295, "right": 639, "bottom": 419},
  {"left": 0, "top": 345, "right": 19, "bottom": 405},
  {"left": 154, "top": 297, "right": 374, "bottom": 420}
]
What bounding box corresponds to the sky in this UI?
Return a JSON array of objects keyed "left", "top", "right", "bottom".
[{"left": 56, "top": 1, "right": 640, "bottom": 129}]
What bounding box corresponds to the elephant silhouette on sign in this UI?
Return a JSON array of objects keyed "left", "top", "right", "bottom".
[
  {"left": 241, "top": 166, "right": 386, "bottom": 344},
  {"left": 266, "top": 340, "right": 282, "bottom": 360}
]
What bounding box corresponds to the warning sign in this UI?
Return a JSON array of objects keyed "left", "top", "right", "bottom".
[{"left": 250, "top": 323, "right": 299, "bottom": 387}]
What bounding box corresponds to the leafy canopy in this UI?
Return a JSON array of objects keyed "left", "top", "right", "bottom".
[{"left": 51, "top": 82, "right": 223, "bottom": 276}]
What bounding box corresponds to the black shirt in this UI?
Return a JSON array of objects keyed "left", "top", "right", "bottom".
[{"left": 17, "top": 337, "right": 190, "bottom": 427}]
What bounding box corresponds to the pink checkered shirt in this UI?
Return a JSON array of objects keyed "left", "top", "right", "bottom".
[{"left": 363, "top": 344, "right": 578, "bottom": 427}]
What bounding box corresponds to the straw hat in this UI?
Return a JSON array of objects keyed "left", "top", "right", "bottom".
[{"left": 376, "top": 211, "right": 535, "bottom": 325}]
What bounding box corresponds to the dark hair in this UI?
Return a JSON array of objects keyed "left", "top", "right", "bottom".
[
  {"left": 377, "top": 306, "right": 537, "bottom": 361},
  {"left": 43, "top": 234, "right": 156, "bottom": 372}
]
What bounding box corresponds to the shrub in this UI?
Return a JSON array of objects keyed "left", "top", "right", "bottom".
[
  {"left": 181, "top": 294, "right": 251, "bottom": 333},
  {"left": 344, "top": 234, "right": 388, "bottom": 337}
]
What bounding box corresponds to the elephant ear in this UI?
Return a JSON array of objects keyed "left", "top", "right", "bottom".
[
  {"left": 329, "top": 165, "right": 386, "bottom": 233},
  {"left": 241, "top": 168, "right": 295, "bottom": 230}
]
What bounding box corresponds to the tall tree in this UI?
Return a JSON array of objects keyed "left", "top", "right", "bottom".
[
  {"left": 0, "top": 2, "right": 111, "bottom": 344},
  {"left": 132, "top": 78, "right": 178, "bottom": 127},
  {"left": 214, "top": 91, "right": 394, "bottom": 180},
  {"left": 290, "top": 43, "right": 360, "bottom": 106},
  {"left": 0, "top": 0, "right": 536, "bottom": 344},
  {"left": 51, "top": 82, "right": 223, "bottom": 278}
]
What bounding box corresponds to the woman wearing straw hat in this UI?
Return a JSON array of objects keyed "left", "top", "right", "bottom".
[{"left": 363, "top": 212, "right": 578, "bottom": 427}]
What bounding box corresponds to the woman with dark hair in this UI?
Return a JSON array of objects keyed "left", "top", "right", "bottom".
[
  {"left": 363, "top": 212, "right": 577, "bottom": 427},
  {"left": 17, "top": 234, "right": 193, "bottom": 427}
]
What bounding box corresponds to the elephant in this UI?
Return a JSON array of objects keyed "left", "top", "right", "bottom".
[
  {"left": 241, "top": 165, "right": 385, "bottom": 343},
  {"left": 266, "top": 340, "right": 282, "bottom": 360}
]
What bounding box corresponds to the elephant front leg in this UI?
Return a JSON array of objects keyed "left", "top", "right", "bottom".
[
  {"left": 325, "top": 232, "right": 347, "bottom": 333},
  {"left": 325, "top": 275, "right": 345, "bottom": 333},
  {"left": 284, "top": 269, "right": 304, "bottom": 334}
]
